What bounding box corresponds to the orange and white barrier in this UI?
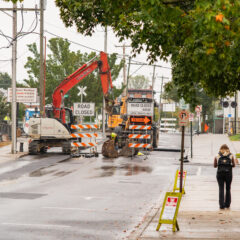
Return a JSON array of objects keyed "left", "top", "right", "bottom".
[
  {"left": 71, "top": 142, "right": 98, "bottom": 147},
  {"left": 128, "top": 143, "right": 151, "bottom": 148},
  {"left": 128, "top": 134, "right": 150, "bottom": 139},
  {"left": 129, "top": 125, "right": 151, "bottom": 130},
  {"left": 71, "top": 133, "right": 98, "bottom": 138},
  {"left": 71, "top": 124, "right": 98, "bottom": 130}
]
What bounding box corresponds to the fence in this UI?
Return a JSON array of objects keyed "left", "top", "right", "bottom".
[{"left": 0, "top": 123, "right": 11, "bottom": 141}]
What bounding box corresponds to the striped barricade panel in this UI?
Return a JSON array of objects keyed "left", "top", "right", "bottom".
[
  {"left": 128, "top": 134, "right": 150, "bottom": 139},
  {"left": 129, "top": 125, "right": 151, "bottom": 130},
  {"left": 71, "top": 124, "right": 98, "bottom": 130},
  {"left": 71, "top": 133, "right": 98, "bottom": 138},
  {"left": 128, "top": 143, "right": 152, "bottom": 148},
  {"left": 71, "top": 142, "right": 98, "bottom": 147}
]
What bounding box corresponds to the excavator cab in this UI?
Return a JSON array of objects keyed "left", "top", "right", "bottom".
[{"left": 45, "top": 106, "right": 74, "bottom": 133}]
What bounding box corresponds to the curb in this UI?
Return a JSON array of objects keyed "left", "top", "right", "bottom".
[{"left": 128, "top": 175, "right": 176, "bottom": 239}]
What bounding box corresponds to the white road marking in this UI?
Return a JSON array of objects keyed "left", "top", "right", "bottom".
[
  {"left": 197, "top": 167, "right": 202, "bottom": 176},
  {"left": 2, "top": 222, "right": 70, "bottom": 228}
]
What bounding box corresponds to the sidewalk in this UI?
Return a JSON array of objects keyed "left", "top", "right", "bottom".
[
  {"left": 131, "top": 134, "right": 240, "bottom": 240},
  {"left": 0, "top": 137, "right": 29, "bottom": 165}
]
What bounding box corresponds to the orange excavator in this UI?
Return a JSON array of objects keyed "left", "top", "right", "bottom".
[{"left": 28, "top": 52, "right": 114, "bottom": 154}]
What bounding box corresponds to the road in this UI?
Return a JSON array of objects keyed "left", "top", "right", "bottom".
[{"left": 0, "top": 133, "right": 190, "bottom": 240}]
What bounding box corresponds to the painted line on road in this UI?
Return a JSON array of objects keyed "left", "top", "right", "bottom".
[
  {"left": 197, "top": 167, "right": 202, "bottom": 176},
  {"left": 2, "top": 222, "right": 70, "bottom": 228}
]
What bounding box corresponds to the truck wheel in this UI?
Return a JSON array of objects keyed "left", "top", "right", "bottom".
[
  {"left": 40, "top": 147, "right": 48, "bottom": 153},
  {"left": 29, "top": 141, "right": 39, "bottom": 155},
  {"left": 62, "top": 141, "right": 71, "bottom": 154}
]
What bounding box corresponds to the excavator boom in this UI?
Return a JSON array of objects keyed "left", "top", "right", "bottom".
[{"left": 52, "top": 51, "right": 113, "bottom": 120}]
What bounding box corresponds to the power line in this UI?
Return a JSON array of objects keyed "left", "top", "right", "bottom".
[{"left": 45, "top": 30, "right": 101, "bottom": 53}]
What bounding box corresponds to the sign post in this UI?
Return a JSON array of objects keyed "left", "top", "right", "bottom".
[
  {"left": 77, "top": 86, "right": 87, "bottom": 123},
  {"left": 178, "top": 110, "right": 189, "bottom": 193},
  {"left": 189, "top": 113, "right": 194, "bottom": 158},
  {"left": 195, "top": 105, "right": 202, "bottom": 133},
  {"left": 156, "top": 192, "right": 182, "bottom": 232}
]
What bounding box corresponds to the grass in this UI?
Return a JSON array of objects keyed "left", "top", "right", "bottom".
[{"left": 229, "top": 134, "right": 240, "bottom": 141}]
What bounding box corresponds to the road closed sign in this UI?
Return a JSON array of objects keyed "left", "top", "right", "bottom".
[
  {"left": 73, "top": 102, "right": 95, "bottom": 116},
  {"left": 127, "top": 102, "right": 154, "bottom": 116}
]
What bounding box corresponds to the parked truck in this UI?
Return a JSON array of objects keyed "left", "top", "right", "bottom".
[{"left": 102, "top": 91, "right": 159, "bottom": 157}]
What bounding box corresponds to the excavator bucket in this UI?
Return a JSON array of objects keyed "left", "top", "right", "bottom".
[
  {"left": 104, "top": 96, "right": 114, "bottom": 115},
  {"left": 119, "top": 139, "right": 138, "bottom": 157},
  {"left": 102, "top": 139, "right": 118, "bottom": 158}
]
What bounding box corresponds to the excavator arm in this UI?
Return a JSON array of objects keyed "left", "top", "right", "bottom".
[{"left": 52, "top": 51, "right": 114, "bottom": 121}]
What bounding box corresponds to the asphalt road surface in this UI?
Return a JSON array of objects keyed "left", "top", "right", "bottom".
[{"left": 0, "top": 133, "right": 190, "bottom": 240}]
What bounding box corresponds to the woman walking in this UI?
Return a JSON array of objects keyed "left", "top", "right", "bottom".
[{"left": 214, "top": 144, "right": 236, "bottom": 209}]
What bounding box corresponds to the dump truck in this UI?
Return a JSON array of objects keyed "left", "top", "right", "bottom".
[{"left": 102, "top": 90, "right": 159, "bottom": 158}]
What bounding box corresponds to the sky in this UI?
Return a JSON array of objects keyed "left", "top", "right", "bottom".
[{"left": 0, "top": 0, "right": 172, "bottom": 102}]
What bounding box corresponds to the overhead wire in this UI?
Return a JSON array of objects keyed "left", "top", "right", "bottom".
[{"left": 0, "top": 8, "right": 38, "bottom": 50}]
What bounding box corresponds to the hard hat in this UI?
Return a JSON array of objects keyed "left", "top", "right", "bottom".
[
  {"left": 137, "top": 152, "right": 144, "bottom": 156},
  {"left": 111, "top": 132, "right": 117, "bottom": 138}
]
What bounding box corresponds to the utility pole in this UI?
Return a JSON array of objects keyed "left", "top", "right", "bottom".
[
  {"left": 39, "top": 0, "right": 44, "bottom": 116},
  {"left": 152, "top": 65, "right": 156, "bottom": 90},
  {"left": 102, "top": 26, "right": 107, "bottom": 137},
  {"left": 11, "top": 3, "right": 17, "bottom": 154},
  {"left": 0, "top": 4, "right": 41, "bottom": 154},
  {"left": 126, "top": 57, "right": 132, "bottom": 95},
  {"left": 158, "top": 76, "right": 169, "bottom": 125},
  {"left": 115, "top": 44, "right": 131, "bottom": 96}
]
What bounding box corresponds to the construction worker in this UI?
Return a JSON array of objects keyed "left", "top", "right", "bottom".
[{"left": 111, "top": 132, "right": 118, "bottom": 150}]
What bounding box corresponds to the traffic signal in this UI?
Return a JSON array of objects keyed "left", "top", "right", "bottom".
[
  {"left": 222, "top": 101, "right": 229, "bottom": 108},
  {"left": 231, "top": 101, "right": 237, "bottom": 108}
]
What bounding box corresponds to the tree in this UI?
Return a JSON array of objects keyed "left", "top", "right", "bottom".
[
  {"left": 128, "top": 75, "right": 150, "bottom": 89},
  {"left": 164, "top": 81, "right": 216, "bottom": 132},
  {"left": 24, "top": 38, "right": 124, "bottom": 108},
  {"left": 0, "top": 73, "right": 11, "bottom": 90},
  {"left": 55, "top": 0, "right": 240, "bottom": 99},
  {"left": 0, "top": 95, "right": 10, "bottom": 121}
]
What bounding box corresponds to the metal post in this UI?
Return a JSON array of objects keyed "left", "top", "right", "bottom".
[
  {"left": 102, "top": 26, "right": 107, "bottom": 137},
  {"left": 126, "top": 57, "right": 131, "bottom": 95},
  {"left": 39, "top": 0, "right": 44, "bottom": 115},
  {"left": 123, "top": 43, "right": 126, "bottom": 96},
  {"left": 152, "top": 65, "right": 156, "bottom": 90},
  {"left": 234, "top": 92, "right": 237, "bottom": 135},
  {"left": 190, "top": 121, "right": 193, "bottom": 158},
  {"left": 180, "top": 126, "right": 185, "bottom": 193},
  {"left": 158, "top": 76, "right": 164, "bottom": 125},
  {"left": 11, "top": 3, "right": 17, "bottom": 154}
]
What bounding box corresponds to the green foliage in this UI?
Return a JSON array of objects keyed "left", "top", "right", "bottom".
[
  {"left": 0, "top": 95, "right": 10, "bottom": 121},
  {"left": 229, "top": 135, "right": 240, "bottom": 142},
  {"left": 164, "top": 81, "right": 215, "bottom": 129},
  {"left": 55, "top": 0, "right": 240, "bottom": 99},
  {"left": 3, "top": 0, "right": 23, "bottom": 3},
  {"left": 128, "top": 75, "right": 150, "bottom": 89},
  {"left": 24, "top": 38, "right": 123, "bottom": 108},
  {"left": 0, "top": 72, "right": 11, "bottom": 90}
]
